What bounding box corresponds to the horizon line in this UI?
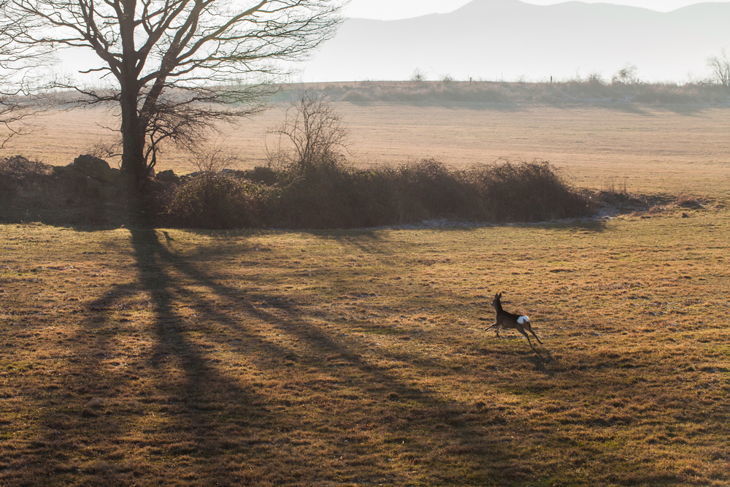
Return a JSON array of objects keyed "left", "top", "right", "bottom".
[{"left": 344, "top": 0, "right": 730, "bottom": 22}]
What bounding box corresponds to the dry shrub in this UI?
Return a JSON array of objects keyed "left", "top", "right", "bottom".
[
  {"left": 246, "top": 158, "right": 589, "bottom": 229},
  {"left": 190, "top": 145, "right": 241, "bottom": 174},
  {"left": 272, "top": 157, "right": 399, "bottom": 228},
  {"left": 163, "top": 157, "right": 591, "bottom": 229},
  {"left": 467, "top": 161, "right": 591, "bottom": 222},
  {"left": 165, "top": 174, "right": 272, "bottom": 229},
  {"left": 268, "top": 92, "right": 348, "bottom": 170},
  {"left": 676, "top": 195, "right": 705, "bottom": 210},
  {"left": 242, "top": 166, "right": 279, "bottom": 185},
  {"left": 392, "top": 159, "right": 478, "bottom": 220},
  {"left": 0, "top": 155, "right": 51, "bottom": 177},
  {"left": 1, "top": 145, "right": 590, "bottom": 228},
  {"left": 0, "top": 156, "right": 48, "bottom": 209},
  {"left": 163, "top": 144, "right": 268, "bottom": 228}
]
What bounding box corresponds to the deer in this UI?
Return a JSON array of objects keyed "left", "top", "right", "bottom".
[{"left": 486, "top": 292, "right": 543, "bottom": 350}]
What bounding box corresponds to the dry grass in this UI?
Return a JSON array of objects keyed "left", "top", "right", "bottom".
[
  {"left": 0, "top": 99, "right": 728, "bottom": 485},
  {"left": 1, "top": 204, "right": 728, "bottom": 486},
  {"left": 5, "top": 103, "right": 730, "bottom": 198}
]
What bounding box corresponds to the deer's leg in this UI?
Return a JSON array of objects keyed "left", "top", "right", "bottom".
[
  {"left": 518, "top": 328, "right": 537, "bottom": 351},
  {"left": 528, "top": 327, "right": 543, "bottom": 344},
  {"left": 485, "top": 323, "right": 498, "bottom": 332}
]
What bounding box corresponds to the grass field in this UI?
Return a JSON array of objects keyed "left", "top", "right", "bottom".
[
  {"left": 1, "top": 101, "right": 729, "bottom": 486},
  {"left": 7, "top": 103, "right": 730, "bottom": 197}
]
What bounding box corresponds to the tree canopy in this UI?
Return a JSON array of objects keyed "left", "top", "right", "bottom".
[{"left": 7, "top": 0, "right": 341, "bottom": 189}]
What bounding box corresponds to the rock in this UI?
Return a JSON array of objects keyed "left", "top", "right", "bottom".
[
  {"left": 243, "top": 166, "right": 278, "bottom": 185},
  {"left": 157, "top": 169, "right": 179, "bottom": 184},
  {"left": 69, "top": 155, "right": 113, "bottom": 180},
  {"left": 221, "top": 169, "right": 249, "bottom": 178}
]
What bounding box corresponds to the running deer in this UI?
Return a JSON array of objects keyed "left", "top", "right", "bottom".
[{"left": 487, "top": 292, "right": 543, "bottom": 349}]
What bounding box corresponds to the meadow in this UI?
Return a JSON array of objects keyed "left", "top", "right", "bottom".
[
  {"left": 12, "top": 101, "right": 730, "bottom": 197},
  {"left": 1, "top": 97, "right": 728, "bottom": 485}
]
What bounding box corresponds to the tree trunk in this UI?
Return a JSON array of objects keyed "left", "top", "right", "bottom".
[
  {"left": 120, "top": 90, "right": 146, "bottom": 185},
  {"left": 119, "top": 85, "right": 149, "bottom": 220}
]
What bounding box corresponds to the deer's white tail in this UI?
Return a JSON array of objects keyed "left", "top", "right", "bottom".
[{"left": 517, "top": 316, "right": 530, "bottom": 325}]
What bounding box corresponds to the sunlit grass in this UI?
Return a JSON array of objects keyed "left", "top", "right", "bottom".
[{"left": 1, "top": 202, "right": 727, "bottom": 485}]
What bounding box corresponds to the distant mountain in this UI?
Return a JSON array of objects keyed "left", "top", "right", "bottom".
[{"left": 298, "top": 0, "right": 730, "bottom": 82}]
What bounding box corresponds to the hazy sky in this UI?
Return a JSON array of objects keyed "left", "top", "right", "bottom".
[{"left": 343, "top": 0, "right": 730, "bottom": 19}]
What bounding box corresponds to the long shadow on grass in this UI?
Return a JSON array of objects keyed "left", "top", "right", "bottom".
[
  {"left": 126, "top": 229, "right": 301, "bottom": 483},
  {"left": 11, "top": 282, "right": 141, "bottom": 485},
  {"left": 123, "top": 228, "right": 537, "bottom": 485},
  {"left": 17, "top": 227, "right": 679, "bottom": 485},
  {"left": 21, "top": 238, "right": 284, "bottom": 485}
]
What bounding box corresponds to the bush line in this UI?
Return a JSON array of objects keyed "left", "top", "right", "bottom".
[{"left": 164, "top": 158, "right": 592, "bottom": 229}]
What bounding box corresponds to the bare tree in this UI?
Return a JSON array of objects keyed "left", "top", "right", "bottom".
[
  {"left": 0, "top": 0, "right": 44, "bottom": 148},
  {"left": 190, "top": 144, "right": 240, "bottom": 174},
  {"left": 708, "top": 50, "right": 730, "bottom": 87},
  {"left": 611, "top": 64, "right": 639, "bottom": 85},
  {"left": 9, "top": 0, "right": 342, "bottom": 195},
  {"left": 411, "top": 69, "right": 427, "bottom": 83},
  {"left": 269, "top": 92, "right": 347, "bottom": 169}
]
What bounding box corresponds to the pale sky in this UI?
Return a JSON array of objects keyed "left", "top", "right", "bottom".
[{"left": 343, "top": 0, "right": 730, "bottom": 20}]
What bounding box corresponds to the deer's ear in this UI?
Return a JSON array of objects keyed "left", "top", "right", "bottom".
[{"left": 498, "top": 292, "right": 503, "bottom": 298}]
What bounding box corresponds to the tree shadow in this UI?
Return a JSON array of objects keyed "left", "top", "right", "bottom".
[
  {"left": 122, "top": 228, "right": 532, "bottom": 484},
  {"left": 17, "top": 227, "right": 536, "bottom": 485},
  {"left": 11, "top": 224, "right": 692, "bottom": 485},
  {"left": 19, "top": 236, "right": 286, "bottom": 484}
]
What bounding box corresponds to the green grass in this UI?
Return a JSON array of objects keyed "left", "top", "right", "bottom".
[{"left": 0, "top": 206, "right": 728, "bottom": 486}]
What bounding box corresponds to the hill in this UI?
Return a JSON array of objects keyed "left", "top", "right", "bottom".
[{"left": 300, "top": 0, "right": 730, "bottom": 82}]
